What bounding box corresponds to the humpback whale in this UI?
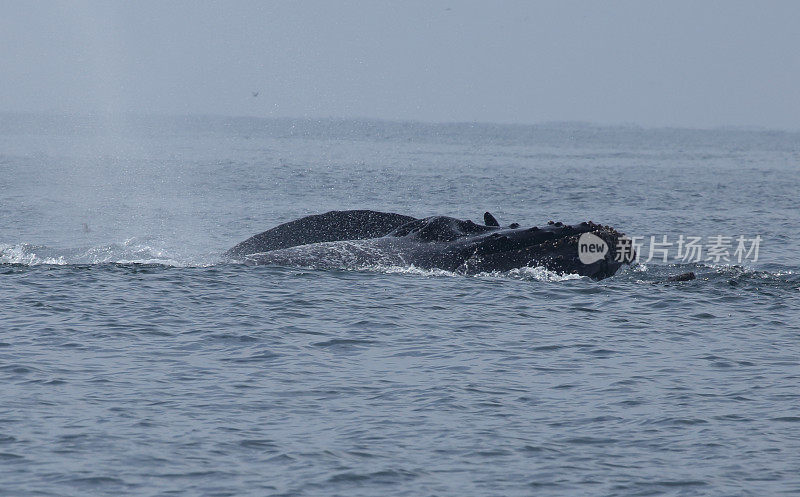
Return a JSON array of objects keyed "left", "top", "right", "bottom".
[{"left": 226, "top": 210, "right": 635, "bottom": 280}]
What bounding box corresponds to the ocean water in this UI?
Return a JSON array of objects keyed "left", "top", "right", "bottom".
[{"left": 1, "top": 114, "right": 799, "bottom": 496}]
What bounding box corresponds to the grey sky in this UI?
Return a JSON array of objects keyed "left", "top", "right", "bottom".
[{"left": 2, "top": 0, "right": 799, "bottom": 129}]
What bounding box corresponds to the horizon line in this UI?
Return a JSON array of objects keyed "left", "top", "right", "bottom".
[{"left": 1, "top": 110, "right": 798, "bottom": 134}]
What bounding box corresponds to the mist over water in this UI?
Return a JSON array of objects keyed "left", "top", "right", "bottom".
[
  {"left": 4, "top": 2, "right": 800, "bottom": 129},
  {"left": 1, "top": 115, "right": 800, "bottom": 496}
]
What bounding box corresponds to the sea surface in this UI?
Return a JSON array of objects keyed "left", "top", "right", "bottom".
[{"left": 1, "top": 114, "right": 799, "bottom": 496}]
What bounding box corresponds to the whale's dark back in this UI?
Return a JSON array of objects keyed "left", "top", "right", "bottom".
[
  {"left": 225, "top": 210, "right": 417, "bottom": 257},
  {"left": 227, "top": 210, "right": 634, "bottom": 280},
  {"left": 388, "top": 216, "right": 496, "bottom": 242}
]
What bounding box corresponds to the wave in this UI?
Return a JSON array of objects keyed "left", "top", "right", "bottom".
[
  {"left": 0, "top": 240, "right": 597, "bottom": 282},
  {"left": 0, "top": 239, "right": 218, "bottom": 267},
  {"left": 619, "top": 261, "right": 799, "bottom": 291},
  {"left": 359, "top": 264, "right": 583, "bottom": 282},
  {"left": 2, "top": 241, "right": 797, "bottom": 289},
  {"left": 368, "top": 262, "right": 798, "bottom": 287}
]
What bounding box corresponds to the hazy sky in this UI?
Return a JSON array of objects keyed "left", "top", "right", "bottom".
[{"left": 2, "top": 0, "right": 799, "bottom": 128}]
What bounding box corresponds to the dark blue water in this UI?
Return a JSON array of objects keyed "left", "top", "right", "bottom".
[{"left": 2, "top": 115, "right": 799, "bottom": 496}]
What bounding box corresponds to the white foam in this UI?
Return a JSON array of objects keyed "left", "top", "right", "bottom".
[
  {"left": 477, "top": 266, "right": 584, "bottom": 282},
  {"left": 0, "top": 243, "right": 67, "bottom": 265},
  {"left": 370, "top": 264, "right": 461, "bottom": 278},
  {"left": 0, "top": 240, "right": 219, "bottom": 267},
  {"left": 358, "top": 263, "right": 582, "bottom": 282}
]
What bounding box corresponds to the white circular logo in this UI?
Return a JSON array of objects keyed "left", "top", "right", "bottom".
[{"left": 578, "top": 232, "right": 608, "bottom": 264}]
